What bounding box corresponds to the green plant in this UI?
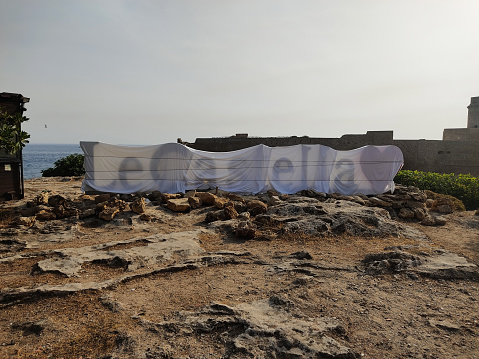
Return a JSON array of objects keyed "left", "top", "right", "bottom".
[
  {"left": 0, "top": 107, "right": 30, "bottom": 154},
  {"left": 395, "top": 170, "right": 479, "bottom": 210},
  {"left": 42, "top": 153, "right": 85, "bottom": 177}
]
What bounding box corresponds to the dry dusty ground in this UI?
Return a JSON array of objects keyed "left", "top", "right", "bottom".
[{"left": 0, "top": 178, "right": 478, "bottom": 358}]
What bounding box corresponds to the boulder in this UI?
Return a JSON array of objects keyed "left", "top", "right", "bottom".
[
  {"left": 95, "top": 193, "right": 112, "bottom": 203},
  {"left": 224, "top": 206, "right": 238, "bottom": 220},
  {"left": 434, "top": 216, "right": 447, "bottom": 226},
  {"left": 390, "top": 200, "right": 407, "bottom": 209},
  {"left": 36, "top": 210, "right": 56, "bottom": 221},
  {"left": 410, "top": 191, "right": 427, "bottom": 202},
  {"left": 235, "top": 220, "right": 256, "bottom": 239},
  {"left": 238, "top": 211, "right": 251, "bottom": 220},
  {"left": 97, "top": 198, "right": 129, "bottom": 221},
  {"left": 214, "top": 197, "right": 229, "bottom": 209},
  {"left": 205, "top": 210, "right": 226, "bottom": 223},
  {"left": 203, "top": 203, "right": 241, "bottom": 223},
  {"left": 412, "top": 208, "right": 427, "bottom": 220},
  {"left": 139, "top": 213, "right": 152, "bottom": 221},
  {"left": 34, "top": 205, "right": 51, "bottom": 214},
  {"left": 16, "top": 216, "right": 36, "bottom": 227},
  {"left": 388, "top": 193, "right": 411, "bottom": 201},
  {"left": 184, "top": 190, "right": 196, "bottom": 198},
  {"left": 226, "top": 193, "right": 246, "bottom": 203},
  {"left": 431, "top": 197, "right": 455, "bottom": 212},
  {"left": 260, "top": 202, "right": 427, "bottom": 240},
  {"left": 266, "top": 203, "right": 326, "bottom": 217},
  {"left": 35, "top": 192, "right": 50, "bottom": 205},
  {"left": 196, "top": 192, "right": 217, "bottom": 205},
  {"left": 99, "top": 207, "right": 121, "bottom": 221},
  {"left": 147, "top": 191, "right": 163, "bottom": 203},
  {"left": 300, "top": 189, "right": 326, "bottom": 199},
  {"left": 269, "top": 196, "right": 283, "bottom": 206},
  {"left": 48, "top": 194, "right": 67, "bottom": 207},
  {"left": 97, "top": 198, "right": 128, "bottom": 211},
  {"left": 350, "top": 196, "right": 366, "bottom": 205},
  {"left": 131, "top": 198, "right": 146, "bottom": 214},
  {"left": 79, "top": 208, "right": 96, "bottom": 219},
  {"left": 267, "top": 189, "right": 279, "bottom": 197},
  {"left": 96, "top": 201, "right": 109, "bottom": 212},
  {"left": 162, "top": 193, "right": 181, "bottom": 203},
  {"left": 398, "top": 208, "right": 415, "bottom": 219},
  {"left": 368, "top": 197, "right": 392, "bottom": 207},
  {"left": 435, "top": 204, "right": 454, "bottom": 214},
  {"left": 19, "top": 206, "right": 37, "bottom": 217},
  {"left": 53, "top": 205, "right": 79, "bottom": 219},
  {"left": 188, "top": 196, "right": 202, "bottom": 209},
  {"left": 337, "top": 195, "right": 354, "bottom": 202},
  {"left": 247, "top": 200, "right": 268, "bottom": 216},
  {"left": 167, "top": 198, "right": 190, "bottom": 212},
  {"left": 76, "top": 194, "right": 95, "bottom": 202},
  {"left": 405, "top": 200, "right": 426, "bottom": 209},
  {"left": 420, "top": 215, "right": 436, "bottom": 226},
  {"left": 119, "top": 193, "right": 136, "bottom": 202},
  {"left": 32, "top": 192, "right": 51, "bottom": 206},
  {"left": 229, "top": 200, "right": 247, "bottom": 213}
]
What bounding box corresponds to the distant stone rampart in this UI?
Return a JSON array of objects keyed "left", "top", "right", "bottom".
[
  {"left": 183, "top": 97, "right": 479, "bottom": 176},
  {"left": 185, "top": 132, "right": 479, "bottom": 176}
]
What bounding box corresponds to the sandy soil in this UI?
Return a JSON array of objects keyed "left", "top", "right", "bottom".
[{"left": 0, "top": 177, "right": 478, "bottom": 358}]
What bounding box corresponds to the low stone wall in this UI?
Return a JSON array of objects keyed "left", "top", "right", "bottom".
[{"left": 185, "top": 131, "right": 479, "bottom": 176}]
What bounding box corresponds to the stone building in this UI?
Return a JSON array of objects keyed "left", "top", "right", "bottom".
[
  {"left": 467, "top": 96, "right": 479, "bottom": 129},
  {"left": 184, "top": 97, "right": 479, "bottom": 176}
]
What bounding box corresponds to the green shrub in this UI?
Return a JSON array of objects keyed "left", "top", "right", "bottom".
[
  {"left": 395, "top": 170, "right": 479, "bottom": 210},
  {"left": 42, "top": 154, "right": 85, "bottom": 177},
  {"left": 0, "top": 107, "right": 30, "bottom": 154}
]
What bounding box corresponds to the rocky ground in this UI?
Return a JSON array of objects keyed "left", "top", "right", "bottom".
[{"left": 0, "top": 177, "right": 478, "bottom": 358}]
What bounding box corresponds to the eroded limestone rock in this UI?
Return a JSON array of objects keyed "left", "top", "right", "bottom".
[
  {"left": 247, "top": 200, "right": 268, "bottom": 216},
  {"left": 162, "top": 193, "right": 181, "bottom": 203},
  {"left": 95, "top": 193, "right": 112, "bottom": 203},
  {"left": 361, "top": 248, "right": 479, "bottom": 280},
  {"left": 131, "top": 198, "right": 146, "bottom": 214},
  {"left": 225, "top": 193, "right": 246, "bottom": 203},
  {"left": 167, "top": 198, "right": 190, "bottom": 212},
  {"left": 32, "top": 231, "right": 206, "bottom": 277},
  {"left": 145, "top": 298, "right": 358, "bottom": 359},
  {"left": 15, "top": 216, "right": 36, "bottom": 227},
  {"left": 224, "top": 205, "right": 238, "bottom": 220},
  {"left": 235, "top": 220, "right": 256, "bottom": 239},
  {"left": 196, "top": 192, "right": 217, "bottom": 205},
  {"left": 213, "top": 197, "right": 229, "bottom": 209},
  {"left": 36, "top": 210, "right": 56, "bottom": 221},
  {"left": 188, "top": 196, "right": 202, "bottom": 209}
]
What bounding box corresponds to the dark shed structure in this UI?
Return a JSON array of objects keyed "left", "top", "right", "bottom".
[{"left": 0, "top": 92, "right": 30, "bottom": 200}]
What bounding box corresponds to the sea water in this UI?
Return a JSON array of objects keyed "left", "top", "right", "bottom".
[{"left": 22, "top": 143, "right": 83, "bottom": 179}]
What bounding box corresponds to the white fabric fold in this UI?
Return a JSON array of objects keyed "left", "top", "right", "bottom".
[{"left": 81, "top": 142, "right": 403, "bottom": 195}]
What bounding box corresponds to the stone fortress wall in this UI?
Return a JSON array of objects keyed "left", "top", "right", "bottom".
[{"left": 183, "top": 97, "right": 479, "bottom": 176}]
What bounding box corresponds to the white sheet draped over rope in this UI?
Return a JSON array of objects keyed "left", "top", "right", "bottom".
[{"left": 80, "top": 142, "right": 403, "bottom": 195}]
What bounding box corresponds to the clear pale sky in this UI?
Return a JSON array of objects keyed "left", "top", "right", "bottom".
[{"left": 2, "top": 0, "right": 479, "bottom": 145}]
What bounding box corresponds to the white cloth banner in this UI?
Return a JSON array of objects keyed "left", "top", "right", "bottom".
[{"left": 80, "top": 142, "right": 403, "bottom": 195}]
